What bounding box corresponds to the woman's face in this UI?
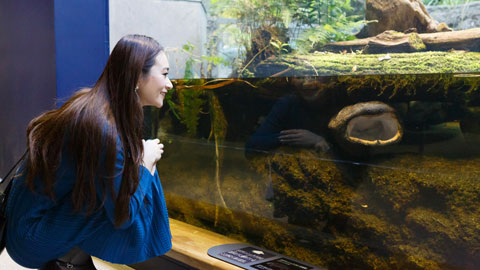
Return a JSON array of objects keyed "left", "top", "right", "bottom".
[{"left": 138, "top": 51, "right": 173, "bottom": 108}]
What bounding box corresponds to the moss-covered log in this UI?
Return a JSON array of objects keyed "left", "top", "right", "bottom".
[
  {"left": 255, "top": 52, "right": 480, "bottom": 105},
  {"left": 255, "top": 51, "right": 480, "bottom": 77}
]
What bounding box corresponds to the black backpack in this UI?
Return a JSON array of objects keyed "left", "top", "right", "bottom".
[{"left": 0, "top": 151, "right": 26, "bottom": 254}]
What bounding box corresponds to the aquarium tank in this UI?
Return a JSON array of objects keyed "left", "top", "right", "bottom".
[{"left": 141, "top": 0, "right": 480, "bottom": 269}]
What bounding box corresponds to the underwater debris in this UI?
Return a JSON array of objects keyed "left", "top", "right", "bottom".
[{"left": 378, "top": 54, "right": 392, "bottom": 61}]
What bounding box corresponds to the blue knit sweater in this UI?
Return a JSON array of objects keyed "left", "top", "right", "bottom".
[{"left": 5, "top": 140, "right": 171, "bottom": 268}]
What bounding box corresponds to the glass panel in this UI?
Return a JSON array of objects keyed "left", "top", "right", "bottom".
[{"left": 130, "top": 0, "right": 480, "bottom": 268}]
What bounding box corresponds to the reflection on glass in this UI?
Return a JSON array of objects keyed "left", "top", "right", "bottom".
[{"left": 245, "top": 77, "right": 337, "bottom": 157}]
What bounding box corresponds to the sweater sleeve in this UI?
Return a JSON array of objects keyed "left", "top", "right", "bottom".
[{"left": 97, "top": 141, "right": 155, "bottom": 230}]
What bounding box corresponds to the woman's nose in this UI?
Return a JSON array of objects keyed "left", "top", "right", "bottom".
[{"left": 166, "top": 78, "right": 173, "bottom": 90}]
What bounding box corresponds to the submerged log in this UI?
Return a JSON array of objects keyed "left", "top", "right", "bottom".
[
  {"left": 322, "top": 28, "right": 480, "bottom": 53},
  {"left": 357, "top": 0, "right": 452, "bottom": 38}
]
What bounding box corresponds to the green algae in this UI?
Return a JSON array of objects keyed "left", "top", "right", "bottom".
[
  {"left": 252, "top": 151, "right": 480, "bottom": 269},
  {"left": 408, "top": 33, "right": 426, "bottom": 52}
]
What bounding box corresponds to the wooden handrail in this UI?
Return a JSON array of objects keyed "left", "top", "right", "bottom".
[
  {"left": 93, "top": 218, "right": 242, "bottom": 270},
  {"left": 165, "top": 218, "right": 243, "bottom": 270}
]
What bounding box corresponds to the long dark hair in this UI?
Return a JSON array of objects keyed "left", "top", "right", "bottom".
[{"left": 26, "top": 35, "right": 163, "bottom": 227}]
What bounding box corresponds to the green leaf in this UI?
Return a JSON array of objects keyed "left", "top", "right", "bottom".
[
  {"left": 324, "top": 24, "right": 335, "bottom": 33},
  {"left": 270, "top": 40, "right": 280, "bottom": 49}
]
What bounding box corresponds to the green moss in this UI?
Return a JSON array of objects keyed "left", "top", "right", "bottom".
[
  {"left": 254, "top": 52, "right": 480, "bottom": 108},
  {"left": 176, "top": 88, "right": 206, "bottom": 136},
  {"left": 249, "top": 150, "right": 480, "bottom": 268},
  {"left": 369, "top": 169, "right": 419, "bottom": 211},
  {"left": 365, "top": 155, "right": 480, "bottom": 267},
  {"left": 408, "top": 33, "right": 426, "bottom": 52},
  {"left": 391, "top": 245, "right": 443, "bottom": 270},
  {"left": 256, "top": 51, "right": 480, "bottom": 77}
]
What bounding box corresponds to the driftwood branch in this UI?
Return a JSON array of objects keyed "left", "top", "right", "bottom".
[
  {"left": 357, "top": 0, "right": 452, "bottom": 38},
  {"left": 322, "top": 28, "right": 480, "bottom": 53}
]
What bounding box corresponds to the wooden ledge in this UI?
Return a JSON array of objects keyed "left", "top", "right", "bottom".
[
  {"left": 92, "top": 218, "right": 242, "bottom": 270},
  {"left": 165, "top": 218, "right": 243, "bottom": 270},
  {"left": 92, "top": 257, "right": 134, "bottom": 270}
]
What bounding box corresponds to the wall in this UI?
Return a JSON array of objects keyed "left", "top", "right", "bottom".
[
  {"left": 0, "top": 0, "right": 110, "bottom": 177},
  {"left": 109, "top": 0, "right": 208, "bottom": 79},
  {"left": 0, "top": 1, "right": 56, "bottom": 176},
  {"left": 54, "top": 0, "right": 110, "bottom": 103},
  {"left": 426, "top": 2, "right": 480, "bottom": 30}
]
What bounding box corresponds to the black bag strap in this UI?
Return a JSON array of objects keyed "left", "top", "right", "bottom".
[{"left": 0, "top": 150, "right": 27, "bottom": 197}]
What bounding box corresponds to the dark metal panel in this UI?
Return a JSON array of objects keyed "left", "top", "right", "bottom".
[{"left": 0, "top": 1, "right": 56, "bottom": 177}]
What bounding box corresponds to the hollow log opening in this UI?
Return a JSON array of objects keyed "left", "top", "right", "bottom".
[
  {"left": 329, "top": 101, "right": 404, "bottom": 149},
  {"left": 346, "top": 113, "right": 401, "bottom": 145}
]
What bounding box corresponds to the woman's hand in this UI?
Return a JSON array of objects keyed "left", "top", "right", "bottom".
[
  {"left": 279, "top": 129, "right": 330, "bottom": 152},
  {"left": 142, "top": 139, "right": 164, "bottom": 175}
]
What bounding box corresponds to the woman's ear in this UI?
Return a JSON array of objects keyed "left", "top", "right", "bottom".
[{"left": 136, "top": 77, "right": 145, "bottom": 91}]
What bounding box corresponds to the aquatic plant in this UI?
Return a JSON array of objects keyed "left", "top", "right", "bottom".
[{"left": 295, "top": 16, "right": 370, "bottom": 54}]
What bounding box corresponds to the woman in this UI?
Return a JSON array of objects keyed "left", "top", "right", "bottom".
[{"left": 5, "top": 35, "right": 173, "bottom": 269}]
